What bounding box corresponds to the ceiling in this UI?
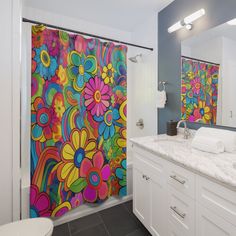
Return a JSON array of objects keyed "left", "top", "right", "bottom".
[{"left": 23, "top": 0, "right": 174, "bottom": 31}]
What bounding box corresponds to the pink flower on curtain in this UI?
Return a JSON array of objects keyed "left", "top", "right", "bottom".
[
  {"left": 30, "top": 185, "right": 51, "bottom": 217},
  {"left": 44, "top": 31, "right": 60, "bottom": 56},
  {"left": 190, "top": 77, "right": 201, "bottom": 95},
  {"left": 80, "top": 151, "right": 111, "bottom": 202},
  {"left": 75, "top": 35, "right": 87, "bottom": 53},
  {"left": 84, "top": 76, "right": 111, "bottom": 116},
  {"left": 71, "top": 193, "right": 83, "bottom": 208},
  {"left": 193, "top": 108, "right": 202, "bottom": 121}
]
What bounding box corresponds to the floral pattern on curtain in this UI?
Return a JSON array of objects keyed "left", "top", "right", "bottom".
[
  {"left": 181, "top": 57, "right": 219, "bottom": 125},
  {"left": 30, "top": 25, "right": 127, "bottom": 218}
]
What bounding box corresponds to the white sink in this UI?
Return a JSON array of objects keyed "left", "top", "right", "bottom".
[{"left": 152, "top": 138, "right": 191, "bottom": 153}]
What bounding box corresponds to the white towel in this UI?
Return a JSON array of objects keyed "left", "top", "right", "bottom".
[
  {"left": 157, "top": 90, "right": 167, "bottom": 108},
  {"left": 191, "top": 135, "right": 224, "bottom": 154},
  {"left": 195, "top": 127, "right": 236, "bottom": 153}
]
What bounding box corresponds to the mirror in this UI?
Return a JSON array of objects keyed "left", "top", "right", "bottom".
[{"left": 181, "top": 19, "right": 236, "bottom": 128}]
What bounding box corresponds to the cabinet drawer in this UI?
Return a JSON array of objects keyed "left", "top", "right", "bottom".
[
  {"left": 196, "top": 175, "right": 236, "bottom": 227},
  {"left": 133, "top": 153, "right": 153, "bottom": 175},
  {"left": 196, "top": 204, "right": 236, "bottom": 236},
  {"left": 167, "top": 186, "right": 195, "bottom": 236},
  {"left": 167, "top": 161, "right": 195, "bottom": 199},
  {"left": 133, "top": 152, "right": 165, "bottom": 186}
]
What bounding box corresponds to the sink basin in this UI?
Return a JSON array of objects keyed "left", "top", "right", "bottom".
[{"left": 151, "top": 138, "right": 190, "bottom": 152}]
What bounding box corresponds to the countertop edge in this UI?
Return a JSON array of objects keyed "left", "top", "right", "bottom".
[{"left": 130, "top": 139, "right": 236, "bottom": 192}]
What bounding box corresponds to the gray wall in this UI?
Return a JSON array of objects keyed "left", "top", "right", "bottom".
[{"left": 158, "top": 0, "right": 236, "bottom": 133}]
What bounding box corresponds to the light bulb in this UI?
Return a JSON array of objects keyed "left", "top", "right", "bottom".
[
  {"left": 227, "top": 18, "right": 236, "bottom": 25},
  {"left": 184, "top": 9, "right": 205, "bottom": 25},
  {"left": 168, "top": 21, "right": 183, "bottom": 33},
  {"left": 167, "top": 8, "right": 205, "bottom": 34}
]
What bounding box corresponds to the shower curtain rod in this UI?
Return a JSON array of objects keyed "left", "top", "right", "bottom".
[
  {"left": 181, "top": 55, "right": 220, "bottom": 66},
  {"left": 22, "top": 18, "right": 154, "bottom": 51}
]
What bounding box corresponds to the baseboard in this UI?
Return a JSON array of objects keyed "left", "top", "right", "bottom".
[{"left": 53, "top": 194, "right": 133, "bottom": 226}]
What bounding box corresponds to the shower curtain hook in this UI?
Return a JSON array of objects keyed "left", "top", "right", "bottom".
[{"left": 159, "top": 81, "right": 167, "bottom": 91}]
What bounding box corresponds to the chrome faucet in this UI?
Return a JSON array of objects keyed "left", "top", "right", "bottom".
[{"left": 176, "top": 120, "right": 190, "bottom": 139}]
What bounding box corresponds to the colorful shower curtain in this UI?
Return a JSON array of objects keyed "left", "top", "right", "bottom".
[
  {"left": 30, "top": 25, "right": 127, "bottom": 218},
  {"left": 181, "top": 57, "right": 219, "bottom": 125}
]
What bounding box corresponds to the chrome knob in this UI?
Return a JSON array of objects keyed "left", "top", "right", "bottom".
[{"left": 136, "top": 119, "right": 144, "bottom": 129}]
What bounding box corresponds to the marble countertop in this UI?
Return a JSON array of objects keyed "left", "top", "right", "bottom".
[{"left": 130, "top": 134, "right": 236, "bottom": 190}]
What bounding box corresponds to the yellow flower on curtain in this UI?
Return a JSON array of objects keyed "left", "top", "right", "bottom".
[
  {"left": 187, "top": 71, "right": 195, "bottom": 80},
  {"left": 57, "top": 128, "right": 97, "bottom": 190},
  {"left": 52, "top": 124, "right": 62, "bottom": 143},
  {"left": 117, "top": 129, "right": 126, "bottom": 148},
  {"left": 102, "top": 63, "right": 115, "bottom": 84},
  {"left": 199, "top": 100, "right": 212, "bottom": 123},
  {"left": 57, "top": 65, "right": 68, "bottom": 86},
  {"left": 54, "top": 99, "right": 65, "bottom": 118}
]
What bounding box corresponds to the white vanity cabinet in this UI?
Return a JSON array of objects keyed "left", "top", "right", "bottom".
[
  {"left": 132, "top": 145, "right": 236, "bottom": 236},
  {"left": 133, "top": 148, "right": 167, "bottom": 236}
]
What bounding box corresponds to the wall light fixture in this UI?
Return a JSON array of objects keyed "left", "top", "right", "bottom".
[
  {"left": 227, "top": 18, "right": 236, "bottom": 25},
  {"left": 168, "top": 9, "right": 206, "bottom": 33}
]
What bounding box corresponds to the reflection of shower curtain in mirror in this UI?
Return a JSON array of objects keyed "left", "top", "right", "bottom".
[
  {"left": 30, "top": 26, "right": 127, "bottom": 218},
  {"left": 181, "top": 58, "right": 219, "bottom": 125}
]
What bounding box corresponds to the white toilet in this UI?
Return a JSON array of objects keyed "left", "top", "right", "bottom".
[{"left": 0, "top": 218, "right": 53, "bottom": 236}]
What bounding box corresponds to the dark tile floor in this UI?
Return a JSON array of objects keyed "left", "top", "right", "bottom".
[{"left": 52, "top": 201, "right": 151, "bottom": 236}]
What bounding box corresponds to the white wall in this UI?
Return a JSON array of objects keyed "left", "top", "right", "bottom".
[
  {"left": 129, "top": 13, "right": 158, "bottom": 138},
  {"left": 23, "top": 7, "right": 132, "bottom": 42},
  {"left": 0, "top": 0, "right": 21, "bottom": 225},
  {"left": 125, "top": 13, "right": 158, "bottom": 164},
  {"left": 221, "top": 37, "right": 236, "bottom": 127},
  {"left": 186, "top": 37, "right": 222, "bottom": 64},
  {"left": 0, "top": 0, "right": 13, "bottom": 225}
]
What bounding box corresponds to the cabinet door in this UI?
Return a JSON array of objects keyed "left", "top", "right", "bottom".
[
  {"left": 149, "top": 167, "right": 166, "bottom": 236},
  {"left": 167, "top": 220, "right": 187, "bottom": 236},
  {"left": 133, "top": 167, "right": 149, "bottom": 225},
  {"left": 196, "top": 204, "right": 236, "bottom": 236}
]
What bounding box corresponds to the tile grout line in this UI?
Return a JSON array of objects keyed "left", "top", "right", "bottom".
[
  {"left": 97, "top": 212, "right": 111, "bottom": 236},
  {"left": 67, "top": 213, "right": 102, "bottom": 235},
  {"left": 67, "top": 223, "right": 72, "bottom": 236},
  {"left": 125, "top": 228, "right": 139, "bottom": 236},
  {"left": 122, "top": 202, "right": 135, "bottom": 219}
]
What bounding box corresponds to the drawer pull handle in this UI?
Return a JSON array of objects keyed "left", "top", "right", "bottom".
[
  {"left": 170, "top": 206, "right": 186, "bottom": 219},
  {"left": 170, "top": 175, "right": 186, "bottom": 185}
]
